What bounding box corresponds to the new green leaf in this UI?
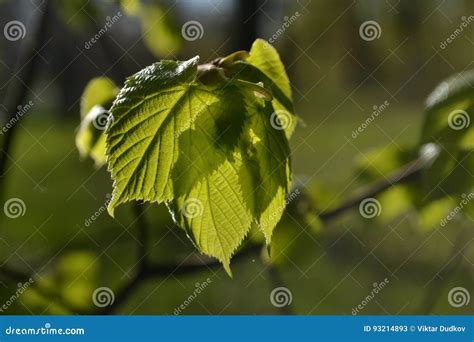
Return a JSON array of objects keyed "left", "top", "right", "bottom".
[{"left": 104, "top": 40, "right": 294, "bottom": 270}]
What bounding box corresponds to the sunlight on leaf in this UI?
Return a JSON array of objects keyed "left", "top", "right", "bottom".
[{"left": 105, "top": 41, "right": 295, "bottom": 270}]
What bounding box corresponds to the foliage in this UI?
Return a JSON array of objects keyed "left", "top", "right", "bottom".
[
  {"left": 77, "top": 39, "right": 295, "bottom": 272},
  {"left": 354, "top": 71, "right": 474, "bottom": 227}
]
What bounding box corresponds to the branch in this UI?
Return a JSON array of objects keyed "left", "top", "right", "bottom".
[
  {"left": 318, "top": 157, "right": 424, "bottom": 222},
  {"left": 0, "top": 0, "right": 51, "bottom": 193},
  {"left": 0, "top": 155, "right": 425, "bottom": 314},
  {"left": 98, "top": 244, "right": 262, "bottom": 315}
]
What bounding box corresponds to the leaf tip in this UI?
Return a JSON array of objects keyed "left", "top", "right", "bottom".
[{"left": 223, "top": 262, "right": 233, "bottom": 278}]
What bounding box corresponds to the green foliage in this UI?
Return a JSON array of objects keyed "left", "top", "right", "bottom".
[
  {"left": 354, "top": 70, "right": 474, "bottom": 229},
  {"left": 223, "top": 40, "right": 297, "bottom": 138},
  {"left": 118, "top": 0, "right": 181, "bottom": 57},
  {"left": 140, "top": 3, "right": 181, "bottom": 57},
  {"left": 54, "top": 0, "right": 100, "bottom": 31},
  {"left": 76, "top": 77, "right": 118, "bottom": 166},
  {"left": 420, "top": 71, "right": 474, "bottom": 207},
  {"left": 74, "top": 40, "right": 294, "bottom": 271},
  {"left": 22, "top": 251, "right": 98, "bottom": 314}
]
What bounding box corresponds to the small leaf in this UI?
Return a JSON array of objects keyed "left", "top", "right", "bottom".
[
  {"left": 421, "top": 71, "right": 474, "bottom": 147},
  {"left": 76, "top": 77, "right": 118, "bottom": 166},
  {"left": 76, "top": 105, "right": 108, "bottom": 166},
  {"left": 425, "top": 70, "right": 474, "bottom": 113},
  {"left": 224, "top": 39, "right": 297, "bottom": 138},
  {"left": 80, "top": 77, "right": 118, "bottom": 119}
]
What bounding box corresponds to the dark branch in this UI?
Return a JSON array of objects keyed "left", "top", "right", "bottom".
[
  {"left": 0, "top": 155, "right": 426, "bottom": 314},
  {"left": 319, "top": 157, "right": 424, "bottom": 222},
  {"left": 0, "top": 0, "right": 51, "bottom": 193}
]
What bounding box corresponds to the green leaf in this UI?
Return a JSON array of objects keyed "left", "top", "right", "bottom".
[
  {"left": 421, "top": 71, "right": 474, "bottom": 148},
  {"left": 414, "top": 72, "right": 474, "bottom": 228},
  {"left": 76, "top": 77, "right": 118, "bottom": 166},
  {"left": 106, "top": 57, "right": 202, "bottom": 212},
  {"left": 173, "top": 155, "right": 254, "bottom": 274},
  {"left": 240, "top": 100, "right": 291, "bottom": 241},
  {"left": 76, "top": 105, "right": 108, "bottom": 166},
  {"left": 141, "top": 3, "right": 181, "bottom": 57},
  {"left": 425, "top": 70, "right": 474, "bottom": 113},
  {"left": 247, "top": 39, "right": 293, "bottom": 104},
  {"left": 120, "top": 0, "right": 141, "bottom": 16},
  {"left": 223, "top": 39, "right": 297, "bottom": 138},
  {"left": 105, "top": 50, "right": 294, "bottom": 270},
  {"left": 80, "top": 77, "right": 118, "bottom": 119}
]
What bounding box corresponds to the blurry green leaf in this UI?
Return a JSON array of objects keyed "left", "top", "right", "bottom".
[
  {"left": 141, "top": 3, "right": 181, "bottom": 57},
  {"left": 120, "top": 0, "right": 141, "bottom": 16},
  {"left": 354, "top": 144, "right": 416, "bottom": 182},
  {"left": 422, "top": 148, "right": 474, "bottom": 201},
  {"left": 80, "top": 77, "right": 118, "bottom": 119},
  {"left": 22, "top": 252, "right": 99, "bottom": 314},
  {"left": 76, "top": 77, "right": 118, "bottom": 166},
  {"left": 57, "top": 251, "right": 97, "bottom": 284},
  {"left": 422, "top": 70, "right": 474, "bottom": 147},
  {"left": 425, "top": 70, "right": 474, "bottom": 114},
  {"left": 76, "top": 106, "right": 109, "bottom": 166},
  {"left": 54, "top": 0, "right": 99, "bottom": 31},
  {"left": 105, "top": 47, "right": 293, "bottom": 270},
  {"left": 377, "top": 185, "right": 414, "bottom": 221},
  {"left": 417, "top": 197, "right": 455, "bottom": 230},
  {"left": 413, "top": 73, "right": 474, "bottom": 227}
]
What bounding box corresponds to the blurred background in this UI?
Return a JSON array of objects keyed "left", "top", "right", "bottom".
[{"left": 0, "top": 0, "right": 473, "bottom": 315}]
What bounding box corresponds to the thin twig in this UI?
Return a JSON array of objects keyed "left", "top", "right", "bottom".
[{"left": 319, "top": 157, "right": 424, "bottom": 222}]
